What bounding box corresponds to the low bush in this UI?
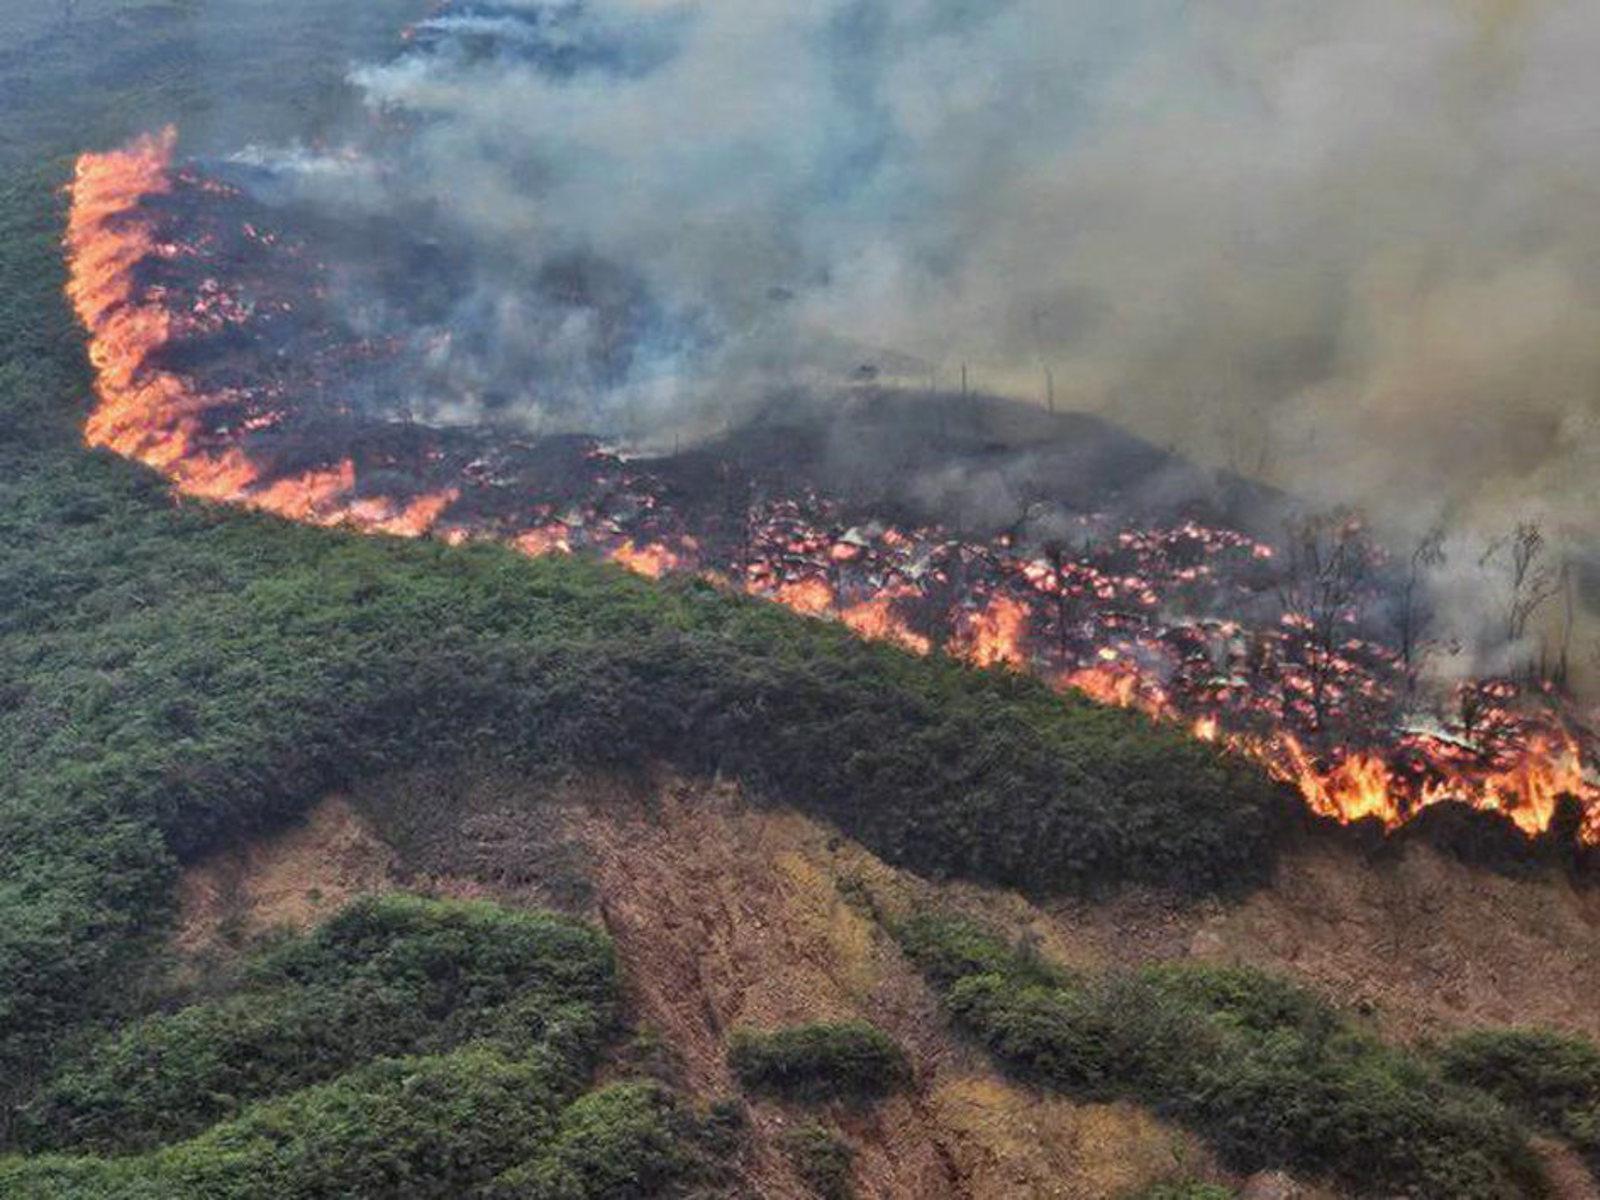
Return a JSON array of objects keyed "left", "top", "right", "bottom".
[
  {"left": 485, "top": 1081, "right": 706, "bottom": 1199},
  {"left": 728, "top": 1021, "right": 908, "bottom": 1103},
  {"left": 781, "top": 1122, "right": 854, "bottom": 1200},
  {"left": 0, "top": 1046, "right": 584, "bottom": 1199},
  {"left": 1437, "top": 1027, "right": 1600, "bottom": 1171},
  {"left": 0, "top": 897, "right": 732, "bottom": 1199},
  {"left": 896, "top": 916, "right": 1546, "bottom": 1198}
]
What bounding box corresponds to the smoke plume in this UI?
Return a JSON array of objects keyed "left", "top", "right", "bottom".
[{"left": 234, "top": 1, "right": 1600, "bottom": 554}]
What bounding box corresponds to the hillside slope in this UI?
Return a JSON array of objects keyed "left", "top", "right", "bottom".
[{"left": 169, "top": 771, "right": 1600, "bottom": 1198}]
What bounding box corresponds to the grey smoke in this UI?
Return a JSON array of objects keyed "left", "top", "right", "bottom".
[
  {"left": 216, "top": 0, "right": 1600, "bottom": 675},
  {"left": 323, "top": 3, "right": 1597, "bottom": 538}
]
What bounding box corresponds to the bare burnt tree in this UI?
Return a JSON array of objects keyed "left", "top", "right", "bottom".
[
  {"left": 1480, "top": 522, "right": 1564, "bottom": 676},
  {"left": 1395, "top": 525, "right": 1446, "bottom": 693},
  {"left": 1014, "top": 501, "right": 1086, "bottom": 663},
  {"left": 1545, "top": 565, "right": 1578, "bottom": 691},
  {"left": 1458, "top": 682, "right": 1485, "bottom": 744},
  {"left": 1218, "top": 408, "right": 1274, "bottom": 482},
  {"left": 1277, "top": 509, "right": 1373, "bottom": 733},
  {"left": 1039, "top": 539, "right": 1079, "bottom": 661},
  {"left": 902, "top": 544, "right": 981, "bottom": 654}
]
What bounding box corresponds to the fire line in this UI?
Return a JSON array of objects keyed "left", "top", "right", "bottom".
[{"left": 64, "top": 130, "right": 1600, "bottom": 845}]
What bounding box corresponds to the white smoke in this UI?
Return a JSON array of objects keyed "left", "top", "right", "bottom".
[{"left": 280, "top": 0, "right": 1600, "bottom": 569}]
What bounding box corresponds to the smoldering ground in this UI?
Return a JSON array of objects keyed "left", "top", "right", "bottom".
[{"left": 214, "top": 0, "right": 1600, "bottom": 678}]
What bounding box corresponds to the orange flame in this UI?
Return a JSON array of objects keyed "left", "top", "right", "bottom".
[
  {"left": 950, "top": 595, "right": 1028, "bottom": 668},
  {"left": 513, "top": 526, "right": 573, "bottom": 558},
  {"left": 1255, "top": 730, "right": 1592, "bottom": 837},
  {"left": 839, "top": 594, "right": 932, "bottom": 656},
  {"left": 609, "top": 539, "right": 680, "bottom": 579},
  {"left": 771, "top": 576, "right": 836, "bottom": 616},
  {"left": 65, "top": 130, "right": 456, "bottom": 537}
]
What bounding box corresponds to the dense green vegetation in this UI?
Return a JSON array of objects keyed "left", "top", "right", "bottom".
[
  {"left": 1438, "top": 1028, "right": 1600, "bottom": 1174},
  {"left": 11, "top": 895, "right": 616, "bottom": 1154},
  {"left": 1, "top": 1052, "right": 733, "bottom": 1199},
  {"left": 728, "top": 1021, "right": 909, "bottom": 1103},
  {"left": 895, "top": 915, "right": 1548, "bottom": 1198},
  {"left": 0, "top": 0, "right": 428, "bottom": 171},
  {"left": 484, "top": 1081, "right": 726, "bottom": 1200},
  {"left": 0, "top": 896, "right": 728, "bottom": 1198}
]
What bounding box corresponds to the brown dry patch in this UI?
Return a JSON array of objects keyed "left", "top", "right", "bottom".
[
  {"left": 175, "top": 796, "right": 396, "bottom": 954},
  {"left": 350, "top": 768, "right": 1223, "bottom": 1199},
  {"left": 929, "top": 1076, "right": 1201, "bottom": 1199},
  {"left": 1535, "top": 1140, "right": 1600, "bottom": 1200},
  {"left": 1031, "top": 840, "right": 1600, "bottom": 1045}
]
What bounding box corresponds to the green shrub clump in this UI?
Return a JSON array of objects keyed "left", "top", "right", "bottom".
[
  {"left": 781, "top": 1122, "right": 854, "bottom": 1200},
  {"left": 729, "top": 1021, "right": 909, "bottom": 1103},
  {"left": 0, "top": 1047, "right": 592, "bottom": 1199},
  {"left": 896, "top": 916, "right": 1546, "bottom": 1199},
  {"left": 1438, "top": 1027, "right": 1600, "bottom": 1171},
  {"left": 483, "top": 1081, "right": 710, "bottom": 1199},
  {"left": 11, "top": 894, "right": 616, "bottom": 1155}
]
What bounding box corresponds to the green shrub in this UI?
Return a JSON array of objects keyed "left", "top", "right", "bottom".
[
  {"left": 485, "top": 1081, "right": 698, "bottom": 1199},
  {"left": 0, "top": 1045, "right": 582, "bottom": 1199},
  {"left": 1438, "top": 1027, "right": 1600, "bottom": 1170},
  {"left": 729, "top": 1021, "right": 909, "bottom": 1103},
  {"left": 11, "top": 896, "right": 616, "bottom": 1155},
  {"left": 894, "top": 914, "right": 1062, "bottom": 990},
  {"left": 781, "top": 1122, "right": 854, "bottom": 1200},
  {"left": 898, "top": 917, "right": 1547, "bottom": 1198},
  {"left": 0, "top": 895, "right": 735, "bottom": 1199},
  {"left": 2, "top": 1070, "right": 731, "bottom": 1200}
]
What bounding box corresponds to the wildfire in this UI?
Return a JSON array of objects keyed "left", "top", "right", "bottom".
[
  {"left": 838, "top": 594, "right": 933, "bottom": 656},
  {"left": 609, "top": 540, "right": 680, "bottom": 579},
  {"left": 65, "top": 131, "right": 457, "bottom": 539},
  {"left": 771, "top": 577, "right": 836, "bottom": 617},
  {"left": 63, "top": 130, "right": 1600, "bottom": 848},
  {"left": 1065, "top": 664, "right": 1173, "bottom": 721},
  {"left": 1247, "top": 729, "right": 1592, "bottom": 837},
  {"left": 950, "top": 595, "right": 1029, "bottom": 669}
]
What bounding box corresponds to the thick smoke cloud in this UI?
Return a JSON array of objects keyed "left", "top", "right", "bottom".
[{"left": 272, "top": 0, "right": 1598, "bottom": 559}]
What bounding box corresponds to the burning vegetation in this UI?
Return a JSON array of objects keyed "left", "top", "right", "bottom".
[{"left": 64, "top": 128, "right": 1600, "bottom": 849}]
